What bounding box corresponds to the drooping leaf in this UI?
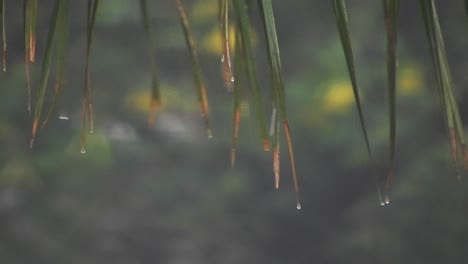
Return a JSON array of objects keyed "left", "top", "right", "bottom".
[
  {"left": 383, "top": 0, "right": 399, "bottom": 202},
  {"left": 420, "top": 0, "right": 466, "bottom": 178},
  {"left": 332, "top": 0, "right": 373, "bottom": 160},
  {"left": 1, "top": 0, "right": 6, "bottom": 71},
  {"left": 258, "top": 0, "right": 300, "bottom": 206},
  {"left": 332, "top": 0, "right": 383, "bottom": 204},
  {"left": 139, "top": 0, "right": 161, "bottom": 127},
  {"left": 24, "top": 0, "right": 38, "bottom": 113},
  {"left": 175, "top": 0, "right": 212, "bottom": 138},
  {"left": 80, "top": 0, "right": 99, "bottom": 152},
  {"left": 233, "top": 0, "right": 270, "bottom": 151},
  {"left": 219, "top": 0, "right": 234, "bottom": 91},
  {"left": 231, "top": 28, "right": 244, "bottom": 168},
  {"left": 30, "top": 0, "right": 65, "bottom": 147},
  {"left": 42, "top": 0, "right": 70, "bottom": 128}
]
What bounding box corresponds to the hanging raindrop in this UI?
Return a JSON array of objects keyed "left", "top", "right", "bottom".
[{"left": 296, "top": 202, "right": 302, "bottom": 210}]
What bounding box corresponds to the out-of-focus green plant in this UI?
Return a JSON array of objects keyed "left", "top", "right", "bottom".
[{"left": 2, "top": 0, "right": 467, "bottom": 206}]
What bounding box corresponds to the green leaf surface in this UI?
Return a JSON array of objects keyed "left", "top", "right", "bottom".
[
  {"left": 139, "top": 0, "right": 161, "bottom": 126},
  {"left": 233, "top": 0, "right": 270, "bottom": 151},
  {"left": 175, "top": 0, "right": 212, "bottom": 138},
  {"left": 383, "top": 0, "right": 399, "bottom": 201},
  {"left": 30, "top": 0, "right": 64, "bottom": 147},
  {"left": 420, "top": 0, "right": 466, "bottom": 177}
]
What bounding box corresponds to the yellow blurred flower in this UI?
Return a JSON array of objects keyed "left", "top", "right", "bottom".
[
  {"left": 398, "top": 65, "right": 423, "bottom": 95},
  {"left": 126, "top": 85, "right": 197, "bottom": 114},
  {"left": 202, "top": 25, "right": 237, "bottom": 55},
  {"left": 323, "top": 81, "right": 355, "bottom": 112}
]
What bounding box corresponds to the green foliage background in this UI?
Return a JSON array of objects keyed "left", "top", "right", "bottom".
[{"left": 1, "top": 0, "right": 468, "bottom": 263}]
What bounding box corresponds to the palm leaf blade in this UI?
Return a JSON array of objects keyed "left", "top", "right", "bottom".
[
  {"left": 175, "top": 0, "right": 212, "bottom": 138},
  {"left": 233, "top": 0, "right": 270, "bottom": 151},
  {"left": 140, "top": 0, "right": 162, "bottom": 126},
  {"left": 383, "top": 0, "right": 399, "bottom": 201}
]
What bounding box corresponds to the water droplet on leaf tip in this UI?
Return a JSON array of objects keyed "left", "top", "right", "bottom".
[{"left": 384, "top": 196, "right": 390, "bottom": 205}]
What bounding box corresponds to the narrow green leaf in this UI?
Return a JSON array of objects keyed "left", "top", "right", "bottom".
[
  {"left": 30, "top": 0, "right": 65, "bottom": 147},
  {"left": 420, "top": 0, "right": 466, "bottom": 178},
  {"left": 231, "top": 29, "right": 244, "bottom": 167},
  {"left": 383, "top": 0, "right": 399, "bottom": 201},
  {"left": 465, "top": 0, "right": 468, "bottom": 18},
  {"left": 258, "top": 0, "right": 300, "bottom": 205},
  {"left": 332, "top": 0, "right": 384, "bottom": 205},
  {"left": 24, "top": 0, "right": 38, "bottom": 113},
  {"left": 175, "top": 0, "right": 212, "bottom": 138},
  {"left": 139, "top": 0, "right": 162, "bottom": 127},
  {"left": 332, "top": 0, "right": 373, "bottom": 160},
  {"left": 233, "top": 0, "right": 270, "bottom": 151},
  {"left": 1, "top": 0, "right": 6, "bottom": 71},
  {"left": 80, "top": 0, "right": 99, "bottom": 152},
  {"left": 42, "top": 0, "right": 70, "bottom": 128},
  {"left": 219, "top": 0, "right": 234, "bottom": 91}
]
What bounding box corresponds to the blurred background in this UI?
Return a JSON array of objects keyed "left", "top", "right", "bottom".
[{"left": 1, "top": 0, "right": 468, "bottom": 263}]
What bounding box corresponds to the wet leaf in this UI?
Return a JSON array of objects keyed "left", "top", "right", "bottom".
[
  {"left": 420, "top": 0, "right": 466, "bottom": 178},
  {"left": 258, "top": 0, "right": 299, "bottom": 203},
  {"left": 332, "top": 0, "right": 373, "bottom": 160},
  {"left": 24, "top": 0, "right": 38, "bottom": 113},
  {"left": 30, "top": 0, "right": 66, "bottom": 147},
  {"left": 219, "top": 0, "right": 234, "bottom": 91},
  {"left": 42, "top": 0, "right": 70, "bottom": 127},
  {"left": 383, "top": 0, "right": 399, "bottom": 201},
  {"left": 1, "top": 0, "right": 6, "bottom": 71},
  {"left": 80, "top": 0, "right": 99, "bottom": 152},
  {"left": 233, "top": 0, "right": 270, "bottom": 151},
  {"left": 176, "top": 0, "right": 212, "bottom": 138},
  {"left": 140, "top": 0, "right": 161, "bottom": 126}
]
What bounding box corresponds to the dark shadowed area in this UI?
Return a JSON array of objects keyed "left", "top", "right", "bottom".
[{"left": 1, "top": 0, "right": 468, "bottom": 263}]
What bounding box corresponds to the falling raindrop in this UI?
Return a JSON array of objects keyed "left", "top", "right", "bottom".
[
  {"left": 230, "top": 76, "right": 235, "bottom": 82},
  {"left": 380, "top": 201, "right": 386, "bottom": 206},
  {"left": 80, "top": 147, "right": 86, "bottom": 154},
  {"left": 58, "top": 115, "right": 69, "bottom": 120},
  {"left": 221, "top": 55, "right": 224, "bottom": 62},
  {"left": 89, "top": 129, "right": 94, "bottom": 134},
  {"left": 296, "top": 202, "right": 302, "bottom": 210}
]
